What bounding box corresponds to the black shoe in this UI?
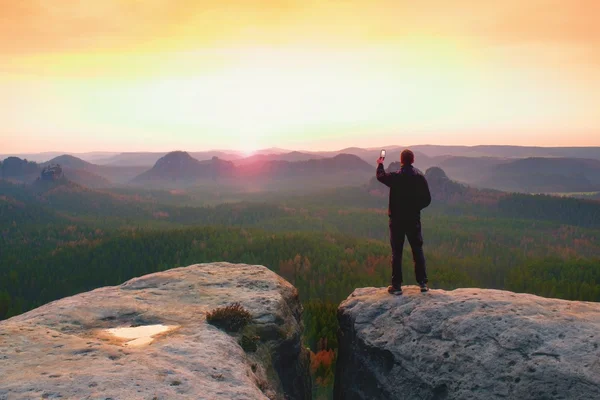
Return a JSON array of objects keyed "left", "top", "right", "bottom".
[
  {"left": 387, "top": 285, "right": 403, "bottom": 295},
  {"left": 419, "top": 283, "right": 429, "bottom": 293}
]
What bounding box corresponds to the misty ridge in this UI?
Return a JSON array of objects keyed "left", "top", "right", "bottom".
[
  {"left": 2, "top": 144, "right": 600, "bottom": 233},
  {"left": 2, "top": 144, "right": 600, "bottom": 195}
]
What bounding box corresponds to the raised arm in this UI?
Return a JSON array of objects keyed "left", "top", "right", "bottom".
[{"left": 376, "top": 160, "right": 393, "bottom": 188}]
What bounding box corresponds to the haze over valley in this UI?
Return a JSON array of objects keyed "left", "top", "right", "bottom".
[{"left": 3, "top": 144, "right": 600, "bottom": 195}]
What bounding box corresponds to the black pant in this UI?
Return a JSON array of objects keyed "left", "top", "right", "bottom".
[{"left": 389, "top": 218, "right": 427, "bottom": 286}]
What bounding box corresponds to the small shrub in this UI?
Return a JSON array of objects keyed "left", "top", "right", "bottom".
[{"left": 206, "top": 302, "right": 252, "bottom": 332}]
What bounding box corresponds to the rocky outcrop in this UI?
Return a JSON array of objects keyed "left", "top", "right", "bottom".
[
  {"left": 0, "top": 263, "right": 311, "bottom": 400},
  {"left": 132, "top": 151, "right": 236, "bottom": 184},
  {"left": 40, "top": 164, "right": 64, "bottom": 181},
  {"left": 424, "top": 167, "right": 470, "bottom": 202},
  {"left": 335, "top": 286, "right": 600, "bottom": 400}
]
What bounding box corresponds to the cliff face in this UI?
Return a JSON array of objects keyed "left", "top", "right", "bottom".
[
  {"left": 335, "top": 286, "right": 600, "bottom": 400},
  {"left": 0, "top": 263, "right": 311, "bottom": 400}
]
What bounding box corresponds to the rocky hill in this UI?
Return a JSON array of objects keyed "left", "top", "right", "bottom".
[
  {"left": 132, "top": 151, "right": 237, "bottom": 183},
  {"left": 132, "top": 151, "right": 207, "bottom": 182},
  {"left": 43, "top": 154, "right": 93, "bottom": 170},
  {"left": 0, "top": 263, "right": 311, "bottom": 400},
  {"left": 238, "top": 154, "right": 372, "bottom": 178},
  {"left": 0, "top": 156, "right": 39, "bottom": 182},
  {"left": 334, "top": 286, "right": 600, "bottom": 400}
]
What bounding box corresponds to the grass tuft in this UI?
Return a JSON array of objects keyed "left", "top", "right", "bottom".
[{"left": 206, "top": 302, "right": 252, "bottom": 332}]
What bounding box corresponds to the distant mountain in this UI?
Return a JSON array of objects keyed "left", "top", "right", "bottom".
[
  {"left": 405, "top": 155, "right": 600, "bottom": 193},
  {"left": 40, "top": 154, "right": 154, "bottom": 186},
  {"left": 132, "top": 151, "right": 235, "bottom": 183},
  {"left": 73, "top": 152, "right": 121, "bottom": 163},
  {"left": 0, "top": 152, "right": 67, "bottom": 163},
  {"left": 0, "top": 157, "right": 39, "bottom": 182},
  {"left": 96, "top": 151, "right": 241, "bottom": 167},
  {"left": 426, "top": 157, "right": 600, "bottom": 193},
  {"left": 93, "top": 152, "right": 169, "bottom": 167},
  {"left": 435, "top": 156, "right": 510, "bottom": 183},
  {"left": 189, "top": 151, "right": 242, "bottom": 162},
  {"left": 234, "top": 151, "right": 323, "bottom": 166},
  {"left": 0, "top": 156, "right": 111, "bottom": 188},
  {"left": 42, "top": 154, "right": 92, "bottom": 170},
  {"left": 308, "top": 147, "right": 433, "bottom": 168},
  {"left": 410, "top": 145, "right": 600, "bottom": 160},
  {"left": 0, "top": 152, "right": 120, "bottom": 163},
  {"left": 238, "top": 154, "right": 373, "bottom": 179},
  {"left": 133, "top": 151, "right": 373, "bottom": 186},
  {"left": 318, "top": 153, "right": 373, "bottom": 171},
  {"left": 133, "top": 151, "right": 203, "bottom": 182},
  {"left": 251, "top": 147, "right": 291, "bottom": 155},
  {"left": 41, "top": 155, "right": 112, "bottom": 189},
  {"left": 7, "top": 145, "right": 600, "bottom": 166},
  {"left": 477, "top": 157, "right": 600, "bottom": 193},
  {"left": 425, "top": 167, "right": 473, "bottom": 202}
]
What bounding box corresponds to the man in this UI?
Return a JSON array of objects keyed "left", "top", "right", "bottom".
[{"left": 376, "top": 149, "right": 431, "bottom": 295}]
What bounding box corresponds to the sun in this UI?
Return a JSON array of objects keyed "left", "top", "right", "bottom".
[
  {"left": 238, "top": 135, "right": 260, "bottom": 157},
  {"left": 242, "top": 148, "right": 257, "bottom": 157}
]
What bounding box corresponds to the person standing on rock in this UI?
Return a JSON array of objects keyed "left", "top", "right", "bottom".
[{"left": 376, "top": 149, "right": 431, "bottom": 295}]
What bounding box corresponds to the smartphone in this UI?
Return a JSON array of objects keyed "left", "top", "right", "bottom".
[{"left": 380, "top": 149, "right": 386, "bottom": 160}]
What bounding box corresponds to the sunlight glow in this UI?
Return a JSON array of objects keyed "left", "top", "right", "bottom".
[{"left": 2, "top": 0, "right": 599, "bottom": 152}]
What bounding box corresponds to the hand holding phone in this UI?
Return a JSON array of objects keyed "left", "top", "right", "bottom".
[{"left": 377, "top": 149, "right": 386, "bottom": 165}]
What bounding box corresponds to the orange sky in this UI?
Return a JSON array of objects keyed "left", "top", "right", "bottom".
[{"left": 1, "top": 0, "right": 599, "bottom": 153}]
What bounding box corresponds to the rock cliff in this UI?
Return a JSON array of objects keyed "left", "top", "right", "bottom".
[
  {"left": 0, "top": 263, "right": 311, "bottom": 400},
  {"left": 335, "top": 286, "right": 600, "bottom": 400}
]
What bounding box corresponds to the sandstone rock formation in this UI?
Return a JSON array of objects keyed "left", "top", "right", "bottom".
[
  {"left": 335, "top": 286, "right": 600, "bottom": 400},
  {"left": 40, "top": 164, "right": 64, "bottom": 181},
  {"left": 0, "top": 263, "right": 310, "bottom": 400}
]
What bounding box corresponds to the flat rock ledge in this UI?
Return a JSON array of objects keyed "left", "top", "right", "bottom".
[
  {"left": 334, "top": 286, "right": 600, "bottom": 400},
  {"left": 0, "top": 262, "right": 311, "bottom": 400}
]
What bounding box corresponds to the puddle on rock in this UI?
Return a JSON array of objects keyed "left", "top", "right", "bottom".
[{"left": 105, "top": 324, "right": 178, "bottom": 347}]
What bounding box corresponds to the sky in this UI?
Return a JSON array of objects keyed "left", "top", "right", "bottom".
[{"left": 1, "top": 0, "right": 599, "bottom": 153}]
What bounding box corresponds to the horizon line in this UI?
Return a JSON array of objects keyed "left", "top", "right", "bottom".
[{"left": 3, "top": 143, "right": 600, "bottom": 157}]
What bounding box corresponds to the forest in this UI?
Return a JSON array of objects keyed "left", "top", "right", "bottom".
[{"left": 1, "top": 176, "right": 600, "bottom": 398}]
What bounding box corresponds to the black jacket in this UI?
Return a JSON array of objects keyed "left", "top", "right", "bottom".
[{"left": 376, "top": 163, "right": 431, "bottom": 219}]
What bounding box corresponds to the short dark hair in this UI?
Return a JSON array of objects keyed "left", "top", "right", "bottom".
[{"left": 401, "top": 149, "right": 415, "bottom": 165}]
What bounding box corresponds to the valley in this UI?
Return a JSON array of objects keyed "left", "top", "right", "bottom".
[{"left": 2, "top": 145, "right": 600, "bottom": 398}]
